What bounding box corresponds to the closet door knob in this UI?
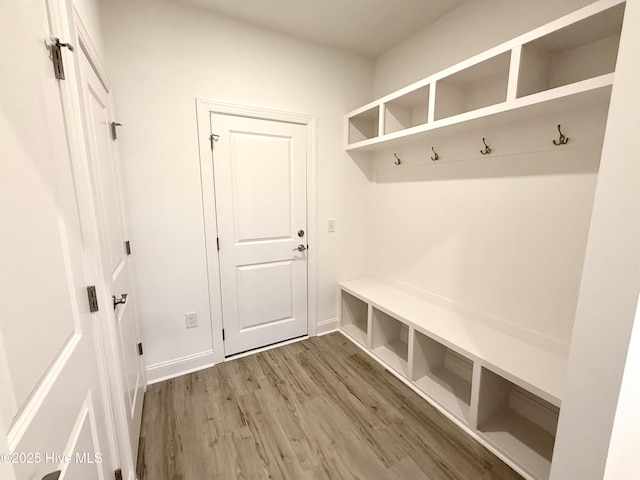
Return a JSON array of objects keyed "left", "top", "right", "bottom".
[
  {"left": 293, "top": 244, "right": 307, "bottom": 252},
  {"left": 112, "top": 293, "right": 128, "bottom": 309}
]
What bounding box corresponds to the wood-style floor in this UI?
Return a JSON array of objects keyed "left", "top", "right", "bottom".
[{"left": 137, "top": 332, "right": 523, "bottom": 480}]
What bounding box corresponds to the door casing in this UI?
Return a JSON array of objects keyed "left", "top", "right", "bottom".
[{"left": 196, "top": 99, "right": 318, "bottom": 363}]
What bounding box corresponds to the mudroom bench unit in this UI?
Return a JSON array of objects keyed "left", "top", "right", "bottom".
[{"left": 339, "top": 278, "right": 567, "bottom": 480}]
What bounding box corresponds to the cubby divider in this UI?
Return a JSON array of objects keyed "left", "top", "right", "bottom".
[
  {"left": 340, "top": 291, "right": 368, "bottom": 346},
  {"left": 411, "top": 330, "right": 473, "bottom": 423},
  {"left": 477, "top": 367, "right": 559, "bottom": 480},
  {"left": 434, "top": 51, "right": 511, "bottom": 121},
  {"left": 383, "top": 85, "right": 430, "bottom": 134},
  {"left": 371, "top": 308, "right": 409, "bottom": 377},
  {"left": 348, "top": 106, "right": 379, "bottom": 144},
  {"left": 517, "top": 3, "right": 624, "bottom": 98}
]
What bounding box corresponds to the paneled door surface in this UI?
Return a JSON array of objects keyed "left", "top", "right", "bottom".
[
  {"left": 0, "top": 0, "right": 116, "bottom": 479},
  {"left": 76, "top": 37, "right": 145, "bottom": 468},
  {"left": 211, "top": 114, "right": 308, "bottom": 356}
]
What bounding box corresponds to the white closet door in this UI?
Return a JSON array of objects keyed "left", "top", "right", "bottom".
[{"left": 0, "top": 1, "right": 116, "bottom": 479}]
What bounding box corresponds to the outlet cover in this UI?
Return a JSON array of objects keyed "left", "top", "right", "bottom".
[{"left": 185, "top": 312, "right": 198, "bottom": 329}]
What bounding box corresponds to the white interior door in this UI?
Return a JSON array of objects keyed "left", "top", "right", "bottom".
[
  {"left": 76, "top": 36, "right": 145, "bottom": 471},
  {"left": 211, "top": 114, "right": 308, "bottom": 356},
  {"left": 0, "top": 1, "right": 117, "bottom": 479}
]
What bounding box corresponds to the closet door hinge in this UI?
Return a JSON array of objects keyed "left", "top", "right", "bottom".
[
  {"left": 87, "top": 286, "right": 99, "bottom": 313},
  {"left": 216, "top": 237, "right": 220, "bottom": 251},
  {"left": 137, "top": 342, "right": 144, "bottom": 356},
  {"left": 114, "top": 469, "right": 123, "bottom": 480},
  {"left": 125, "top": 240, "right": 132, "bottom": 255},
  {"left": 49, "top": 37, "right": 74, "bottom": 80},
  {"left": 222, "top": 329, "right": 225, "bottom": 341},
  {"left": 111, "top": 122, "right": 123, "bottom": 140},
  {"left": 210, "top": 133, "right": 220, "bottom": 150}
]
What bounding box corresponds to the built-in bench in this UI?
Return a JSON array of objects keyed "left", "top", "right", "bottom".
[{"left": 338, "top": 277, "right": 569, "bottom": 480}]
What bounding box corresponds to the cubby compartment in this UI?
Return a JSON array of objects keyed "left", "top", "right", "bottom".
[
  {"left": 434, "top": 51, "right": 511, "bottom": 120},
  {"left": 383, "top": 85, "right": 430, "bottom": 134},
  {"left": 348, "top": 106, "right": 379, "bottom": 144},
  {"left": 411, "top": 331, "right": 473, "bottom": 423},
  {"left": 371, "top": 308, "right": 409, "bottom": 376},
  {"left": 477, "top": 368, "right": 559, "bottom": 480},
  {"left": 517, "top": 3, "right": 624, "bottom": 98},
  {"left": 340, "top": 291, "right": 368, "bottom": 346}
]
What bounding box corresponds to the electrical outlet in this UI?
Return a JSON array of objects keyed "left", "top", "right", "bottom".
[
  {"left": 328, "top": 219, "right": 336, "bottom": 233},
  {"left": 185, "top": 312, "right": 198, "bottom": 329}
]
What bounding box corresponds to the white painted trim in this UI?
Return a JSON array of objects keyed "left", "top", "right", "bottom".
[
  {"left": 306, "top": 116, "right": 318, "bottom": 337},
  {"left": 146, "top": 334, "right": 315, "bottom": 384},
  {"left": 316, "top": 318, "right": 339, "bottom": 336},
  {"left": 195, "top": 99, "right": 319, "bottom": 361},
  {"left": 71, "top": 6, "right": 111, "bottom": 92},
  {"left": 146, "top": 350, "right": 217, "bottom": 385}
]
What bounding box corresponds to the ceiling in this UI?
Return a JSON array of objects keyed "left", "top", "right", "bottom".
[{"left": 177, "top": 0, "right": 467, "bottom": 58}]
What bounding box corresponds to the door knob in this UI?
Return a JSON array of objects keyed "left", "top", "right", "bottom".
[
  {"left": 112, "top": 293, "right": 128, "bottom": 310},
  {"left": 293, "top": 244, "right": 307, "bottom": 252},
  {"left": 42, "top": 471, "right": 61, "bottom": 480},
  {"left": 298, "top": 229, "right": 305, "bottom": 238}
]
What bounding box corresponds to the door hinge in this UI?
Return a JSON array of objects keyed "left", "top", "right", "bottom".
[
  {"left": 210, "top": 133, "right": 220, "bottom": 150},
  {"left": 87, "top": 286, "right": 99, "bottom": 313},
  {"left": 111, "top": 122, "right": 123, "bottom": 140},
  {"left": 137, "top": 342, "right": 144, "bottom": 356},
  {"left": 125, "top": 240, "right": 132, "bottom": 255},
  {"left": 114, "top": 469, "right": 123, "bottom": 480},
  {"left": 49, "top": 37, "right": 74, "bottom": 80},
  {"left": 222, "top": 329, "right": 225, "bottom": 341},
  {"left": 216, "top": 237, "right": 220, "bottom": 251}
]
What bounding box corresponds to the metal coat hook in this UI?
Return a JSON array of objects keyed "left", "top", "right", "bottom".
[
  {"left": 430, "top": 146, "right": 440, "bottom": 161},
  {"left": 394, "top": 153, "right": 402, "bottom": 165},
  {"left": 553, "top": 124, "right": 569, "bottom": 146},
  {"left": 480, "top": 138, "right": 492, "bottom": 155}
]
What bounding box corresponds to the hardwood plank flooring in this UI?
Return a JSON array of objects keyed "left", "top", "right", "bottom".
[{"left": 137, "top": 333, "right": 524, "bottom": 480}]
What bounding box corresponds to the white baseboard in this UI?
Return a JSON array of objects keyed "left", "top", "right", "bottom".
[
  {"left": 145, "top": 350, "right": 217, "bottom": 385},
  {"left": 316, "top": 317, "right": 339, "bottom": 336},
  {"left": 146, "top": 319, "right": 338, "bottom": 384}
]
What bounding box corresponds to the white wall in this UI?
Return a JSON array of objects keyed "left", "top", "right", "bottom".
[
  {"left": 374, "top": 0, "right": 597, "bottom": 97},
  {"left": 369, "top": 107, "right": 606, "bottom": 352},
  {"left": 603, "top": 294, "right": 640, "bottom": 480},
  {"left": 550, "top": 0, "right": 640, "bottom": 476},
  {"left": 99, "top": 0, "right": 374, "bottom": 371}
]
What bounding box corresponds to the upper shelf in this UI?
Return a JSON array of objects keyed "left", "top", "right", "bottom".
[{"left": 345, "top": 0, "right": 625, "bottom": 152}]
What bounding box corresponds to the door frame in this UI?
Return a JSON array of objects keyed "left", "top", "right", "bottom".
[{"left": 196, "top": 99, "right": 318, "bottom": 363}]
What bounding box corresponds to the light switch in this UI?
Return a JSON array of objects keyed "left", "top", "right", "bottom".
[{"left": 328, "top": 219, "right": 335, "bottom": 233}]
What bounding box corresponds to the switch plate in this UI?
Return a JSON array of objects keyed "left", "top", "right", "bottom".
[
  {"left": 185, "top": 312, "right": 198, "bottom": 329},
  {"left": 328, "top": 219, "right": 335, "bottom": 233}
]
